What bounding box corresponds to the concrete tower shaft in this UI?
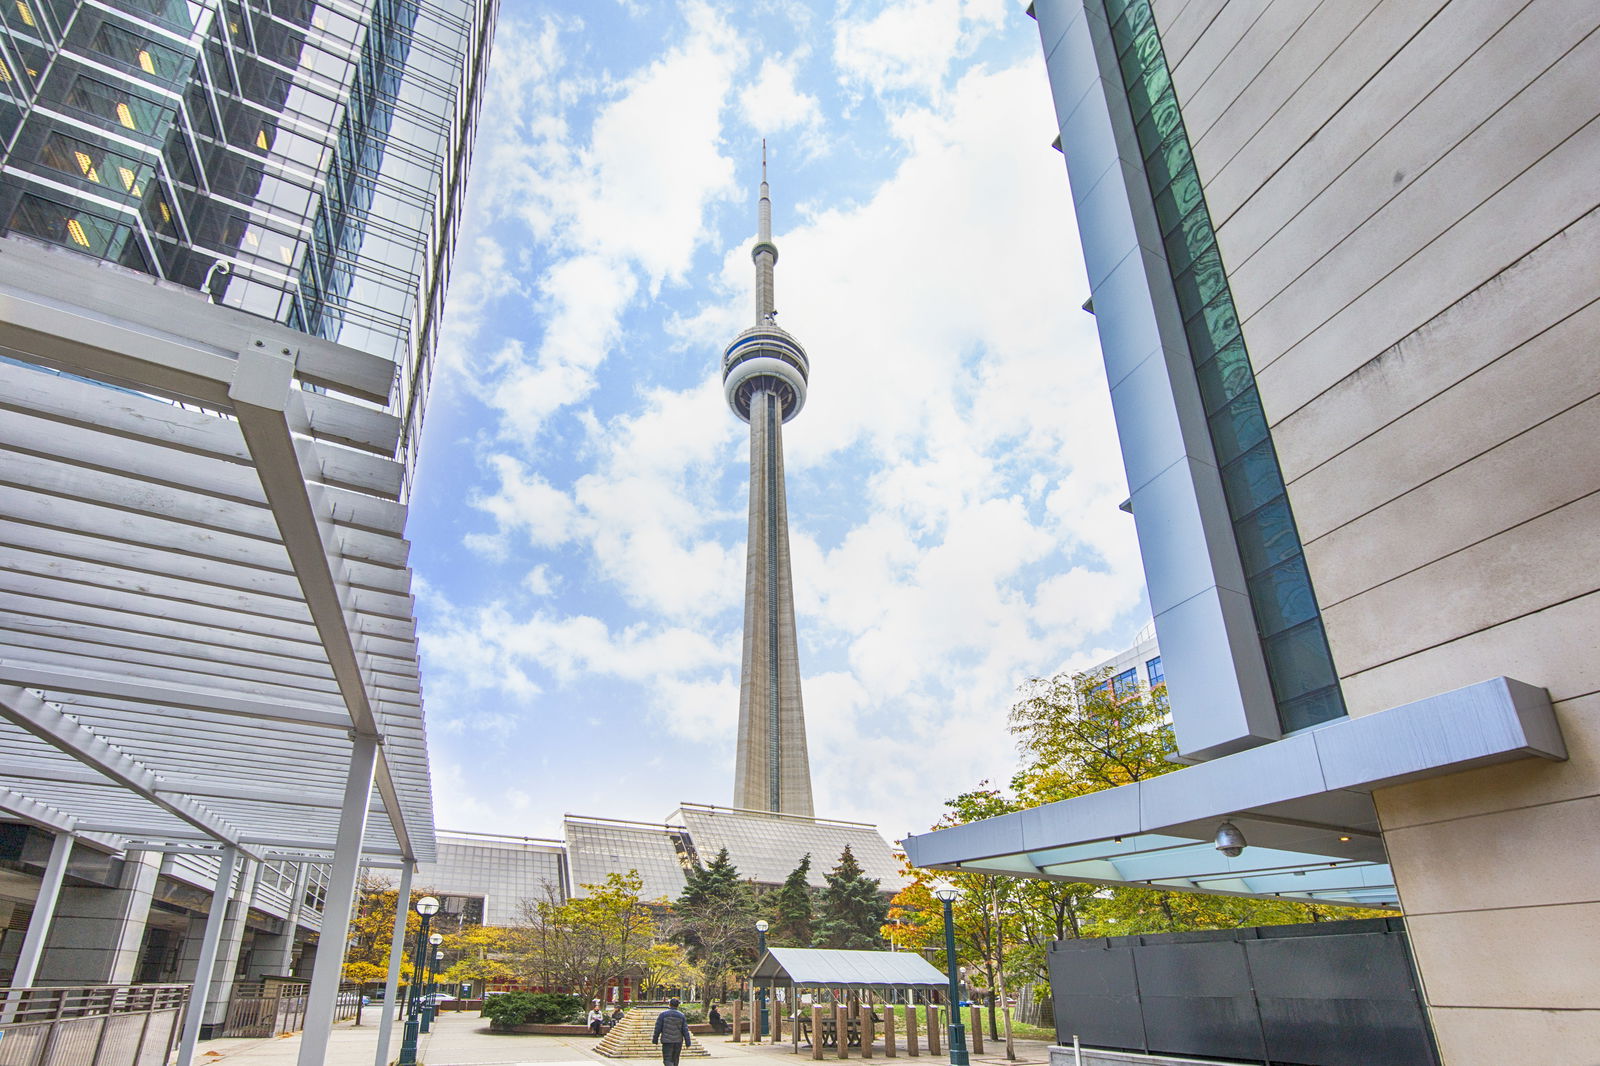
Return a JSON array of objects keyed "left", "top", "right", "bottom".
[{"left": 724, "top": 149, "right": 815, "bottom": 817}]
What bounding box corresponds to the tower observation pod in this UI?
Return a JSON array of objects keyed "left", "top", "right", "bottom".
[{"left": 723, "top": 145, "right": 815, "bottom": 817}]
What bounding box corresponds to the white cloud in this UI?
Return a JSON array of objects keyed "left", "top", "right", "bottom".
[
  {"left": 832, "top": 0, "right": 1007, "bottom": 100},
  {"left": 414, "top": 6, "right": 1150, "bottom": 841},
  {"left": 739, "top": 55, "right": 824, "bottom": 141}
]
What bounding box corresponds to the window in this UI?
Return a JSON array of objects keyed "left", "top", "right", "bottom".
[
  {"left": 1146, "top": 656, "right": 1164, "bottom": 687},
  {"left": 1112, "top": 668, "right": 1139, "bottom": 699},
  {"left": 1106, "top": 0, "right": 1345, "bottom": 732}
]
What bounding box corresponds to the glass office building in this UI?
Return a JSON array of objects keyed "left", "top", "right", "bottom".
[{"left": 0, "top": 0, "right": 495, "bottom": 478}]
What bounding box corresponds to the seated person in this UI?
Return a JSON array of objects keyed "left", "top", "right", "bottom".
[
  {"left": 708, "top": 1005, "right": 728, "bottom": 1034},
  {"left": 588, "top": 1005, "right": 607, "bottom": 1036}
]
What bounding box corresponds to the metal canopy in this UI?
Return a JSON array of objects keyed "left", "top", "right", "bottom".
[
  {"left": 904, "top": 677, "right": 1565, "bottom": 909},
  {"left": 0, "top": 237, "right": 435, "bottom": 866},
  {"left": 752, "top": 948, "right": 949, "bottom": 989}
]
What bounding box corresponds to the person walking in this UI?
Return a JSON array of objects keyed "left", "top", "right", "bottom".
[{"left": 652, "top": 997, "right": 693, "bottom": 1066}]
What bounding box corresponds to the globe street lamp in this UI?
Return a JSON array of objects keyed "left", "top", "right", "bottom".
[
  {"left": 754, "top": 919, "right": 770, "bottom": 1038},
  {"left": 932, "top": 884, "right": 969, "bottom": 1066},
  {"left": 421, "top": 931, "right": 444, "bottom": 1032},
  {"left": 398, "top": 896, "right": 441, "bottom": 1066}
]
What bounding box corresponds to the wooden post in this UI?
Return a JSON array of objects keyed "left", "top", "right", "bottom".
[
  {"left": 752, "top": 985, "right": 762, "bottom": 1045},
  {"left": 884, "top": 1001, "right": 897, "bottom": 1058},
  {"left": 733, "top": 997, "right": 743, "bottom": 1042},
  {"left": 925, "top": 1005, "right": 939, "bottom": 1055},
  {"left": 862, "top": 1003, "right": 875, "bottom": 1059},
  {"left": 906, "top": 1000, "right": 919, "bottom": 1057},
  {"left": 969, "top": 1006, "right": 984, "bottom": 1053},
  {"left": 836, "top": 1001, "right": 848, "bottom": 1059},
  {"left": 811, "top": 1004, "right": 824, "bottom": 1060},
  {"left": 776, "top": 1000, "right": 785, "bottom": 1042}
]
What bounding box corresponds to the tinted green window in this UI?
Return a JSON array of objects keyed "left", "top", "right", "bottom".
[{"left": 1106, "top": 0, "right": 1346, "bottom": 731}]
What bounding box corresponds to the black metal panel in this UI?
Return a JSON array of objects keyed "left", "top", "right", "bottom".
[
  {"left": 1047, "top": 919, "right": 1439, "bottom": 1066},
  {"left": 1248, "top": 931, "right": 1435, "bottom": 1066},
  {"left": 1047, "top": 942, "right": 1145, "bottom": 1052}
]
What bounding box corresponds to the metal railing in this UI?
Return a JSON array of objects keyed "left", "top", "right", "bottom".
[
  {"left": 0, "top": 984, "right": 188, "bottom": 1066},
  {"left": 222, "top": 980, "right": 363, "bottom": 1038}
]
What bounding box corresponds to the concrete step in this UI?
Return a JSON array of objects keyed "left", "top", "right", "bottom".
[{"left": 595, "top": 1009, "right": 711, "bottom": 1059}]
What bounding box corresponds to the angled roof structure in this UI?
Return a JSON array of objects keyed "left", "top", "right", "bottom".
[
  {"left": 752, "top": 947, "right": 948, "bottom": 989},
  {"left": 565, "top": 815, "right": 689, "bottom": 901},
  {"left": 0, "top": 237, "right": 435, "bottom": 868},
  {"left": 673, "top": 803, "right": 905, "bottom": 889},
  {"left": 904, "top": 678, "right": 1563, "bottom": 909}
]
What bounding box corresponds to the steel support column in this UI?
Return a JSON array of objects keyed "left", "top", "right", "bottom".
[
  {"left": 0, "top": 830, "right": 72, "bottom": 1022},
  {"left": 297, "top": 733, "right": 379, "bottom": 1066},
  {"left": 374, "top": 861, "right": 414, "bottom": 1066},
  {"left": 176, "top": 847, "right": 239, "bottom": 1066}
]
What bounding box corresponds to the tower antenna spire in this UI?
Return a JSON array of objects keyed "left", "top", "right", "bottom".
[{"left": 754, "top": 143, "right": 776, "bottom": 323}]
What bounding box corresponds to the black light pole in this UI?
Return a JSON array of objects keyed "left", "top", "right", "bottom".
[
  {"left": 933, "top": 884, "right": 969, "bottom": 1066},
  {"left": 422, "top": 931, "right": 444, "bottom": 1032},
  {"left": 755, "top": 919, "right": 770, "bottom": 1037},
  {"left": 398, "top": 895, "right": 440, "bottom": 1066}
]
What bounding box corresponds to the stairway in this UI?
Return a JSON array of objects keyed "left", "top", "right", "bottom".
[{"left": 595, "top": 1009, "right": 712, "bottom": 1058}]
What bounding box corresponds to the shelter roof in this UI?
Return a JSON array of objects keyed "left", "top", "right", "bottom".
[
  {"left": 904, "top": 678, "right": 1563, "bottom": 908},
  {"left": 0, "top": 237, "right": 434, "bottom": 866},
  {"left": 752, "top": 947, "right": 948, "bottom": 988}
]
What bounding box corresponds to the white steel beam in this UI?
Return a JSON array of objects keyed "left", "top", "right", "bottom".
[
  {"left": 0, "top": 663, "right": 353, "bottom": 731},
  {"left": 374, "top": 861, "right": 414, "bottom": 1066},
  {"left": 229, "top": 346, "right": 416, "bottom": 863},
  {"left": 175, "top": 847, "right": 238, "bottom": 1066},
  {"left": 7, "top": 830, "right": 72, "bottom": 990},
  {"left": 0, "top": 685, "right": 258, "bottom": 859},
  {"left": 297, "top": 733, "right": 379, "bottom": 1066}
]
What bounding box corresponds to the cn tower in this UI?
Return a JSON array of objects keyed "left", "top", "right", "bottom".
[{"left": 724, "top": 146, "right": 815, "bottom": 817}]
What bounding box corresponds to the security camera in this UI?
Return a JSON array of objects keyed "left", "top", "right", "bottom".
[{"left": 1214, "top": 821, "right": 1247, "bottom": 858}]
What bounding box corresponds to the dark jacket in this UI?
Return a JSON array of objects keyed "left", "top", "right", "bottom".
[{"left": 653, "top": 1008, "right": 692, "bottom": 1045}]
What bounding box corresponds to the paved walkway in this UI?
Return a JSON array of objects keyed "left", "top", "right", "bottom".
[{"left": 190, "top": 1012, "right": 1053, "bottom": 1066}]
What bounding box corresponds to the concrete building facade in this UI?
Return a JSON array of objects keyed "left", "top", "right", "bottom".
[{"left": 906, "top": 1, "right": 1600, "bottom": 1063}]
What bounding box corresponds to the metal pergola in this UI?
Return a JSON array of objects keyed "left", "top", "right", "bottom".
[{"left": 0, "top": 236, "right": 437, "bottom": 1066}]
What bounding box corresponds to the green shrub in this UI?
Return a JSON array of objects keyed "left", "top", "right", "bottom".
[{"left": 482, "top": 992, "right": 586, "bottom": 1030}]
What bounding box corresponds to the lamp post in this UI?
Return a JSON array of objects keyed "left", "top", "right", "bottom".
[
  {"left": 754, "top": 919, "right": 770, "bottom": 1038},
  {"left": 398, "top": 895, "right": 440, "bottom": 1066},
  {"left": 932, "top": 884, "right": 969, "bottom": 1066},
  {"left": 421, "top": 931, "right": 444, "bottom": 1033}
]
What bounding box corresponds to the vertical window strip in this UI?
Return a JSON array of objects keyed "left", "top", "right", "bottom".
[{"left": 1104, "top": 0, "right": 1346, "bottom": 733}]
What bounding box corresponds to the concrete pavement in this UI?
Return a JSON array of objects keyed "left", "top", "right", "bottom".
[{"left": 189, "top": 1011, "right": 1053, "bottom": 1066}]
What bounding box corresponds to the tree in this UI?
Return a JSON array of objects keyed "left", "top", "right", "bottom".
[
  {"left": 507, "top": 872, "right": 657, "bottom": 1003},
  {"left": 642, "top": 942, "right": 698, "bottom": 1000},
  {"left": 771, "top": 854, "right": 814, "bottom": 945},
  {"left": 812, "top": 846, "right": 887, "bottom": 950},
  {"left": 1008, "top": 668, "right": 1176, "bottom": 801},
  {"left": 343, "top": 876, "right": 443, "bottom": 985},
  {"left": 673, "top": 850, "right": 758, "bottom": 1006},
  {"left": 680, "top": 848, "right": 746, "bottom": 908}
]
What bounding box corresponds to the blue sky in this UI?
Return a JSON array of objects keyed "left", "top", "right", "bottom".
[{"left": 406, "top": 0, "right": 1150, "bottom": 843}]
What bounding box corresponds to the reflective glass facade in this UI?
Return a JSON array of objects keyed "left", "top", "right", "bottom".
[
  {"left": 1105, "top": 0, "right": 1345, "bottom": 733},
  {"left": 675, "top": 806, "right": 904, "bottom": 889},
  {"left": 0, "top": 0, "right": 497, "bottom": 479},
  {"left": 564, "top": 817, "right": 691, "bottom": 903}
]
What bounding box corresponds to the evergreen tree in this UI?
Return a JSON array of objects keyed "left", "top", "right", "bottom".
[
  {"left": 679, "top": 848, "right": 745, "bottom": 908},
  {"left": 772, "top": 854, "right": 813, "bottom": 945},
  {"left": 673, "top": 848, "right": 757, "bottom": 1005},
  {"left": 812, "top": 846, "right": 887, "bottom": 949}
]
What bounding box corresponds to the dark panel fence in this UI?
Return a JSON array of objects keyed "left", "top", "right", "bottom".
[
  {"left": 0, "top": 984, "right": 187, "bottom": 1066},
  {"left": 1047, "top": 917, "right": 1439, "bottom": 1066}
]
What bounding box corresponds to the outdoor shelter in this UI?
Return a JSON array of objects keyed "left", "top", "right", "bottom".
[
  {"left": 749, "top": 947, "right": 950, "bottom": 1054},
  {"left": 0, "top": 240, "right": 436, "bottom": 1066}
]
